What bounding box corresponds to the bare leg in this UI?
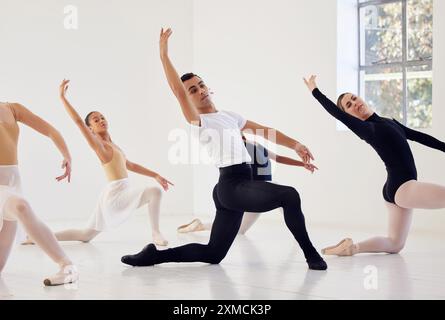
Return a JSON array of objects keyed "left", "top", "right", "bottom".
[
  {"left": 238, "top": 212, "right": 261, "bottom": 235},
  {"left": 138, "top": 187, "right": 167, "bottom": 246},
  {"left": 323, "top": 202, "right": 412, "bottom": 256},
  {"left": 0, "top": 220, "right": 17, "bottom": 274},
  {"left": 395, "top": 180, "right": 445, "bottom": 209},
  {"left": 4, "top": 197, "right": 78, "bottom": 285}
]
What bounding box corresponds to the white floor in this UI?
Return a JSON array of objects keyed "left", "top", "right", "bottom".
[{"left": 1, "top": 214, "right": 445, "bottom": 300}]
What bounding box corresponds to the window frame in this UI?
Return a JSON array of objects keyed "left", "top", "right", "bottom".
[{"left": 358, "top": 0, "right": 433, "bottom": 125}]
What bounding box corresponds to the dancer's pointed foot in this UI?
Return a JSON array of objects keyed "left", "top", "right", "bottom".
[
  {"left": 306, "top": 252, "right": 328, "bottom": 271},
  {"left": 177, "top": 218, "right": 206, "bottom": 233},
  {"left": 121, "top": 244, "right": 159, "bottom": 267},
  {"left": 153, "top": 232, "right": 168, "bottom": 246},
  {"left": 20, "top": 236, "right": 35, "bottom": 245},
  {"left": 43, "top": 265, "right": 79, "bottom": 286},
  {"left": 321, "top": 238, "right": 357, "bottom": 256}
]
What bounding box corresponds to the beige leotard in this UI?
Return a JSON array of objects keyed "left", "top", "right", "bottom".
[
  {"left": 102, "top": 144, "right": 128, "bottom": 181},
  {"left": 0, "top": 103, "right": 19, "bottom": 165}
]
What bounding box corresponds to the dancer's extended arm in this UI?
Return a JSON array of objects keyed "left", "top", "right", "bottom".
[
  {"left": 11, "top": 102, "right": 71, "bottom": 182},
  {"left": 159, "top": 28, "right": 200, "bottom": 125},
  {"left": 394, "top": 120, "right": 445, "bottom": 153},
  {"left": 126, "top": 160, "right": 174, "bottom": 191}
]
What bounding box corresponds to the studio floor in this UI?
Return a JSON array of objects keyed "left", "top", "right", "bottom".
[{"left": 1, "top": 214, "right": 444, "bottom": 300}]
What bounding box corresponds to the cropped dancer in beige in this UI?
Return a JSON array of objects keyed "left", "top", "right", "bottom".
[
  {"left": 34, "top": 80, "right": 172, "bottom": 246},
  {"left": 0, "top": 101, "right": 78, "bottom": 286}
]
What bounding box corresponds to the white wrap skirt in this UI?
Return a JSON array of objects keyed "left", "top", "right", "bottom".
[{"left": 86, "top": 178, "right": 147, "bottom": 231}]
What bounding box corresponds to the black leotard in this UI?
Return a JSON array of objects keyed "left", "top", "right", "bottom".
[{"left": 312, "top": 88, "right": 445, "bottom": 204}]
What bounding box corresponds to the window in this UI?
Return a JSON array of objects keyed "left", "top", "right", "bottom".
[{"left": 358, "top": 0, "right": 433, "bottom": 128}]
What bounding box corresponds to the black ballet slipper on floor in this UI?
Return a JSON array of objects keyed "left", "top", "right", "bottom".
[{"left": 121, "top": 244, "right": 159, "bottom": 267}]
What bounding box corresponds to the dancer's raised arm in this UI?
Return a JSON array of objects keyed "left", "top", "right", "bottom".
[
  {"left": 304, "top": 75, "right": 372, "bottom": 140},
  {"left": 59, "top": 80, "right": 106, "bottom": 157},
  {"left": 159, "top": 28, "right": 200, "bottom": 125}
]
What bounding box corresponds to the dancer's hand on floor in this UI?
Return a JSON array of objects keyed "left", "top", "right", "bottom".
[
  {"left": 56, "top": 157, "right": 72, "bottom": 183},
  {"left": 303, "top": 75, "right": 318, "bottom": 92},
  {"left": 160, "top": 28, "right": 173, "bottom": 58},
  {"left": 155, "top": 174, "right": 174, "bottom": 191},
  {"left": 295, "top": 142, "right": 314, "bottom": 164}
]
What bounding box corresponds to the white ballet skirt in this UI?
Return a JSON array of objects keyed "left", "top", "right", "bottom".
[
  {"left": 0, "top": 165, "right": 26, "bottom": 242},
  {"left": 86, "top": 178, "right": 147, "bottom": 231}
]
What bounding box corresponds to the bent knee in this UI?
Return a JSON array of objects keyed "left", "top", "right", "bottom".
[
  {"left": 205, "top": 247, "right": 227, "bottom": 265},
  {"left": 81, "top": 229, "right": 99, "bottom": 242},
  {"left": 388, "top": 240, "right": 406, "bottom": 254},
  {"left": 207, "top": 256, "right": 225, "bottom": 265},
  {"left": 281, "top": 186, "right": 301, "bottom": 203},
  {"left": 152, "top": 187, "right": 163, "bottom": 197},
  {"left": 146, "top": 187, "right": 163, "bottom": 200},
  {"left": 5, "top": 197, "right": 32, "bottom": 220}
]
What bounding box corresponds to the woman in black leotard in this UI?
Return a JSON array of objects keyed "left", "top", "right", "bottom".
[{"left": 304, "top": 75, "right": 445, "bottom": 256}]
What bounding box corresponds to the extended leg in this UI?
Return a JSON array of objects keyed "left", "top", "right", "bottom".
[
  {"left": 121, "top": 185, "right": 243, "bottom": 266},
  {"left": 54, "top": 228, "right": 100, "bottom": 242},
  {"left": 4, "top": 197, "right": 78, "bottom": 286}
]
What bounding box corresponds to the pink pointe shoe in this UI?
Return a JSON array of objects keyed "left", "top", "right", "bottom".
[
  {"left": 177, "top": 219, "right": 206, "bottom": 233},
  {"left": 321, "top": 238, "right": 357, "bottom": 256}
]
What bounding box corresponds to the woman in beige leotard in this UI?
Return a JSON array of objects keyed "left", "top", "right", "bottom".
[
  {"left": 0, "top": 101, "right": 78, "bottom": 286},
  {"left": 52, "top": 80, "right": 172, "bottom": 246}
]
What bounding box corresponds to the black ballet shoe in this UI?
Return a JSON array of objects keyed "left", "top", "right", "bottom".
[
  {"left": 307, "top": 259, "right": 328, "bottom": 271},
  {"left": 121, "top": 244, "right": 158, "bottom": 267},
  {"left": 306, "top": 253, "right": 328, "bottom": 271}
]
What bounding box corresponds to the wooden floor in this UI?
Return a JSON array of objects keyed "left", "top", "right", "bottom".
[{"left": 1, "top": 214, "right": 444, "bottom": 300}]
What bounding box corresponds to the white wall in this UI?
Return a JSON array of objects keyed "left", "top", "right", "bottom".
[
  {"left": 192, "top": 0, "right": 445, "bottom": 233},
  {"left": 0, "top": 0, "right": 195, "bottom": 220}
]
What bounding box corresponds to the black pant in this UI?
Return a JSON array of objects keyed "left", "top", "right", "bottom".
[{"left": 157, "top": 164, "right": 319, "bottom": 264}]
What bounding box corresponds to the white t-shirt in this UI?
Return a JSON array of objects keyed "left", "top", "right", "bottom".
[{"left": 198, "top": 111, "right": 252, "bottom": 168}]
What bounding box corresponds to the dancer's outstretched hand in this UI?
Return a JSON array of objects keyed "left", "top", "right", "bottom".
[
  {"left": 56, "top": 157, "right": 72, "bottom": 183},
  {"left": 295, "top": 142, "right": 314, "bottom": 164},
  {"left": 160, "top": 28, "right": 173, "bottom": 58},
  {"left": 155, "top": 174, "right": 174, "bottom": 191},
  {"left": 303, "top": 163, "right": 318, "bottom": 174},
  {"left": 303, "top": 75, "right": 318, "bottom": 92},
  {"left": 60, "top": 79, "right": 70, "bottom": 99}
]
